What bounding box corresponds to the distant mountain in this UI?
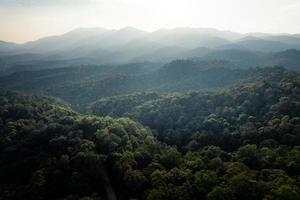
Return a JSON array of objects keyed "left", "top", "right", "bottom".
[
  {"left": 132, "top": 46, "right": 189, "bottom": 62},
  {"left": 0, "top": 41, "right": 19, "bottom": 53},
  {"left": 1, "top": 27, "right": 300, "bottom": 73},
  {"left": 21, "top": 27, "right": 110, "bottom": 53},
  {"left": 145, "top": 27, "right": 242, "bottom": 42},
  {"left": 264, "top": 49, "right": 300, "bottom": 70},
  {"left": 22, "top": 27, "right": 146, "bottom": 53},
  {"left": 145, "top": 29, "right": 230, "bottom": 49},
  {"left": 195, "top": 48, "right": 300, "bottom": 69},
  {"left": 198, "top": 49, "right": 263, "bottom": 67},
  {"left": 183, "top": 47, "right": 212, "bottom": 58},
  {"left": 231, "top": 37, "right": 294, "bottom": 52},
  {"left": 262, "top": 35, "right": 300, "bottom": 46}
]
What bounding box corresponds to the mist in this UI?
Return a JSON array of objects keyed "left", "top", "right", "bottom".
[{"left": 1, "top": 0, "right": 300, "bottom": 43}]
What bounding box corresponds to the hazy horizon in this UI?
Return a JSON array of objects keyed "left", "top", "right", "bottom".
[
  {"left": 2, "top": 26, "right": 300, "bottom": 45},
  {"left": 1, "top": 0, "right": 300, "bottom": 43}
]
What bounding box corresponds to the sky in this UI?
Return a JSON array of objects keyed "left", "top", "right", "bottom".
[{"left": 1, "top": 0, "right": 300, "bottom": 43}]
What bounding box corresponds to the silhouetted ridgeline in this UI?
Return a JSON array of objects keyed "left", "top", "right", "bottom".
[{"left": 1, "top": 27, "right": 300, "bottom": 74}]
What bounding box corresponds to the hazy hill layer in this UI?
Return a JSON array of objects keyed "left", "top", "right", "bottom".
[
  {"left": 1, "top": 27, "right": 300, "bottom": 72},
  {"left": 0, "top": 60, "right": 262, "bottom": 109}
]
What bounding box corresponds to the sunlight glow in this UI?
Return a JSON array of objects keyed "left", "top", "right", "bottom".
[{"left": 0, "top": 0, "right": 300, "bottom": 43}]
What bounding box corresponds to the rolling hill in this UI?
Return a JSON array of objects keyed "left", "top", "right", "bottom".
[{"left": 1, "top": 27, "right": 300, "bottom": 71}]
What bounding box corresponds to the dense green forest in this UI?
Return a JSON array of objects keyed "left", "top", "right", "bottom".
[
  {"left": 0, "top": 60, "right": 277, "bottom": 110},
  {"left": 2, "top": 8, "right": 300, "bottom": 200},
  {"left": 1, "top": 66, "right": 300, "bottom": 199},
  {"left": 90, "top": 66, "right": 300, "bottom": 148}
]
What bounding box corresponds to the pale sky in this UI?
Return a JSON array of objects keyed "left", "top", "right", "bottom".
[{"left": 1, "top": 0, "right": 300, "bottom": 43}]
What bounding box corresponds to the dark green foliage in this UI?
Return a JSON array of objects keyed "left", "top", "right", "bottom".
[
  {"left": 0, "top": 91, "right": 156, "bottom": 199},
  {"left": 1, "top": 66, "right": 300, "bottom": 199},
  {"left": 0, "top": 60, "right": 264, "bottom": 110},
  {"left": 89, "top": 92, "right": 163, "bottom": 117},
  {"left": 91, "top": 66, "right": 300, "bottom": 149}
]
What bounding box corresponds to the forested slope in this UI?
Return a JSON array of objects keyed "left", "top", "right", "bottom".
[
  {"left": 1, "top": 76, "right": 300, "bottom": 199},
  {"left": 0, "top": 60, "right": 270, "bottom": 110},
  {"left": 0, "top": 91, "right": 157, "bottom": 199},
  {"left": 91, "top": 66, "right": 300, "bottom": 149}
]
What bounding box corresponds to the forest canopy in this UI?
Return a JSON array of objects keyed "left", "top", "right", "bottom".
[{"left": 1, "top": 66, "right": 300, "bottom": 199}]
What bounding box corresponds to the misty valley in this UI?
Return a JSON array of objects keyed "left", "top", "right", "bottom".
[{"left": 1, "top": 27, "right": 300, "bottom": 200}]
